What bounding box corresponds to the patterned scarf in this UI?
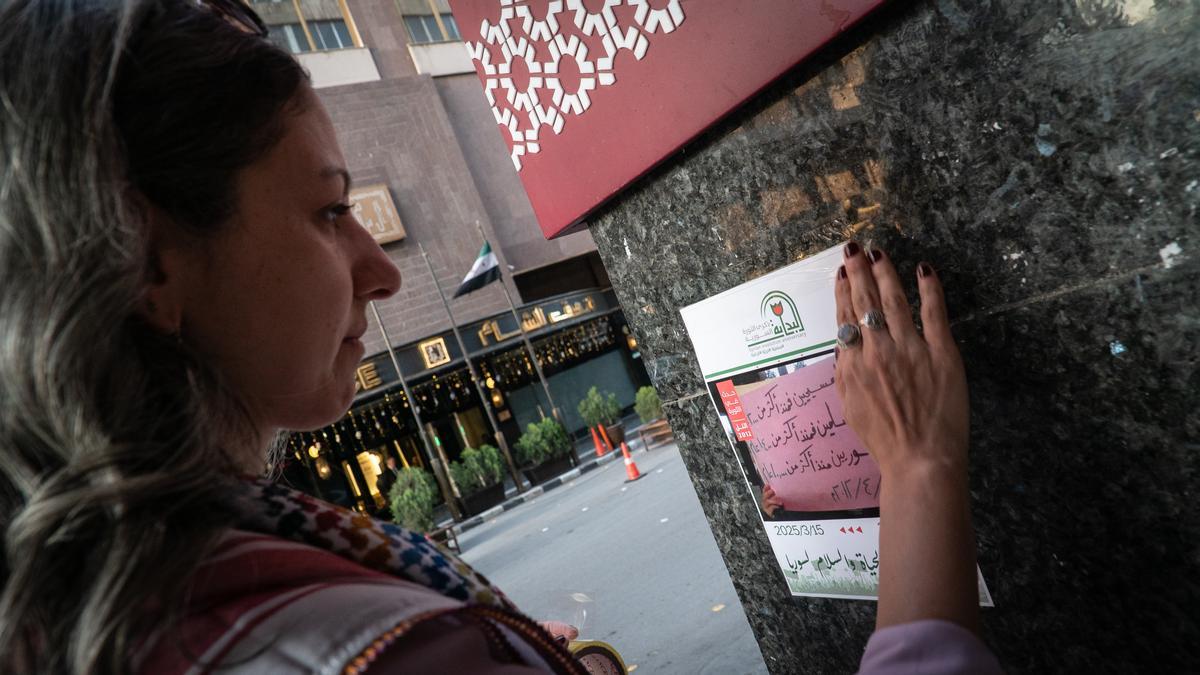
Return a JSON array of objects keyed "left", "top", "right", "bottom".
[{"left": 235, "top": 477, "right": 514, "bottom": 610}]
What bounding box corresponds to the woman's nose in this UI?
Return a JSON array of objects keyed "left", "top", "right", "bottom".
[{"left": 350, "top": 222, "right": 401, "bottom": 301}]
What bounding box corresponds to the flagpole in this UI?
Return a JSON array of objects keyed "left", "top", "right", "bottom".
[
  {"left": 369, "top": 301, "right": 463, "bottom": 521},
  {"left": 474, "top": 222, "right": 562, "bottom": 426},
  {"left": 420, "top": 244, "right": 527, "bottom": 494}
]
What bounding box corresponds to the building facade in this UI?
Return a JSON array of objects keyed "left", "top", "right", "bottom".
[{"left": 251, "top": 0, "right": 646, "bottom": 515}]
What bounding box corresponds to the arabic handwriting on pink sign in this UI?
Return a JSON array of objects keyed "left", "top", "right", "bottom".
[{"left": 735, "top": 356, "right": 881, "bottom": 512}]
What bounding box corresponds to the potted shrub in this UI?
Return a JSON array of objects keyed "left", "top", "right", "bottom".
[
  {"left": 449, "top": 444, "right": 507, "bottom": 516},
  {"left": 635, "top": 386, "right": 664, "bottom": 424},
  {"left": 578, "top": 386, "right": 625, "bottom": 445},
  {"left": 389, "top": 467, "right": 438, "bottom": 533},
  {"left": 515, "top": 417, "right": 574, "bottom": 484}
]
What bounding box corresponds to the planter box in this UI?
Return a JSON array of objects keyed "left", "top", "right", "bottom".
[
  {"left": 521, "top": 454, "right": 574, "bottom": 485},
  {"left": 460, "top": 481, "right": 506, "bottom": 516},
  {"left": 605, "top": 423, "right": 626, "bottom": 447}
]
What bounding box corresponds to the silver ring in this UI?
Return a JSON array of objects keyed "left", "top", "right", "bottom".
[
  {"left": 859, "top": 309, "right": 886, "bottom": 330},
  {"left": 837, "top": 323, "right": 861, "bottom": 348}
]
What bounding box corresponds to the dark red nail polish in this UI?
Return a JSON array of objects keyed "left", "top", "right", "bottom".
[
  {"left": 837, "top": 265, "right": 847, "bottom": 279},
  {"left": 844, "top": 241, "right": 860, "bottom": 258},
  {"left": 918, "top": 262, "right": 934, "bottom": 279},
  {"left": 867, "top": 249, "right": 882, "bottom": 265}
]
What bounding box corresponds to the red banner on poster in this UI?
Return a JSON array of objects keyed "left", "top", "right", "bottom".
[
  {"left": 448, "top": 0, "right": 889, "bottom": 238},
  {"left": 715, "top": 379, "right": 753, "bottom": 442}
]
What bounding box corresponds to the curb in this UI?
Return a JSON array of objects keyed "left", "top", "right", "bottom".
[{"left": 447, "top": 450, "right": 623, "bottom": 535}]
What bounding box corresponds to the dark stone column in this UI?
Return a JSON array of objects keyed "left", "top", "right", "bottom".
[{"left": 586, "top": 2, "right": 1198, "bottom": 672}]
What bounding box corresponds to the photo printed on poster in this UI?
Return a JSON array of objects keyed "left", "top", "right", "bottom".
[{"left": 681, "top": 245, "right": 993, "bottom": 603}]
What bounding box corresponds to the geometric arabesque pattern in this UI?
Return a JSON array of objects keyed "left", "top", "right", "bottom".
[{"left": 465, "top": 0, "right": 686, "bottom": 170}]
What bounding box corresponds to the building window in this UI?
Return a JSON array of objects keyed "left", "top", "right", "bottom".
[
  {"left": 404, "top": 15, "right": 436, "bottom": 44},
  {"left": 442, "top": 13, "right": 460, "bottom": 40},
  {"left": 268, "top": 23, "right": 311, "bottom": 54},
  {"left": 404, "top": 13, "right": 459, "bottom": 44},
  {"left": 310, "top": 19, "right": 355, "bottom": 50},
  {"left": 259, "top": 0, "right": 361, "bottom": 54},
  {"left": 398, "top": 0, "right": 460, "bottom": 44}
]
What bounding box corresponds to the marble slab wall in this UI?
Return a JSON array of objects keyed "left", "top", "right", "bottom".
[{"left": 587, "top": 1, "right": 1198, "bottom": 672}]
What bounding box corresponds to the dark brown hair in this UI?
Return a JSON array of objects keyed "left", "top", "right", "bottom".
[{"left": 0, "top": 1, "right": 307, "bottom": 671}]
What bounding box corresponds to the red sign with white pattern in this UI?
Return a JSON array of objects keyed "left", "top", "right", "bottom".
[{"left": 448, "top": 0, "right": 890, "bottom": 238}]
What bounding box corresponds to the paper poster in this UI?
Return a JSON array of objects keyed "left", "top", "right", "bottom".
[
  {"left": 732, "top": 356, "right": 880, "bottom": 513},
  {"left": 681, "top": 245, "right": 992, "bottom": 603}
]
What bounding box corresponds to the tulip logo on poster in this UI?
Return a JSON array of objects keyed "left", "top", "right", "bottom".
[
  {"left": 741, "top": 290, "right": 805, "bottom": 357},
  {"left": 761, "top": 290, "right": 803, "bottom": 337}
]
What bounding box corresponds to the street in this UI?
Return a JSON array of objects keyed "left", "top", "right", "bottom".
[{"left": 459, "top": 444, "right": 769, "bottom": 674}]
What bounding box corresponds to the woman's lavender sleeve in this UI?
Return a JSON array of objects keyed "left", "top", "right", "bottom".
[{"left": 857, "top": 620, "right": 1002, "bottom": 674}]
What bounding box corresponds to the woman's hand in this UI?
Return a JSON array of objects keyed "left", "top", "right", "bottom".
[
  {"left": 761, "top": 484, "right": 784, "bottom": 518},
  {"left": 833, "top": 242, "right": 980, "bottom": 634},
  {"left": 833, "top": 243, "right": 969, "bottom": 481}
]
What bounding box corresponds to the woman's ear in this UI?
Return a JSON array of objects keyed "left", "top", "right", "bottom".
[{"left": 137, "top": 202, "right": 191, "bottom": 338}]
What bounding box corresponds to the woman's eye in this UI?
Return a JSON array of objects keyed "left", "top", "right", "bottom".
[{"left": 323, "top": 201, "right": 353, "bottom": 224}]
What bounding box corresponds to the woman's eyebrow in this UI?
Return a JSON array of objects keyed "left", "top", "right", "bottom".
[{"left": 320, "top": 166, "right": 352, "bottom": 195}]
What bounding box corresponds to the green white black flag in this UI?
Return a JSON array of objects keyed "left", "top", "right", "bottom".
[{"left": 453, "top": 241, "right": 501, "bottom": 297}]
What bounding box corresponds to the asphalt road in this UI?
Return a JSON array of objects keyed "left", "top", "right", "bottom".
[{"left": 459, "top": 444, "right": 768, "bottom": 674}]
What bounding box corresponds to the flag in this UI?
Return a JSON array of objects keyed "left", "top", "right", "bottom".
[{"left": 452, "top": 241, "right": 501, "bottom": 297}]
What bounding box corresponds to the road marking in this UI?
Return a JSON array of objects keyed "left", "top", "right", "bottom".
[
  {"left": 711, "top": 603, "right": 726, "bottom": 612},
  {"left": 581, "top": 507, "right": 589, "bottom": 512},
  {"left": 541, "top": 527, "right": 550, "bottom": 532},
  {"left": 659, "top": 518, "right": 669, "bottom": 523},
  {"left": 656, "top": 469, "right": 663, "bottom": 473},
  {"left": 620, "top": 487, "right": 627, "bottom": 492}
]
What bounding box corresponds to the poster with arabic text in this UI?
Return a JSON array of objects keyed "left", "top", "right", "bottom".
[{"left": 681, "top": 245, "right": 993, "bottom": 603}]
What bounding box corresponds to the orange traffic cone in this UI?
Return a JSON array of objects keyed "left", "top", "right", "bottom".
[
  {"left": 597, "top": 424, "right": 614, "bottom": 453},
  {"left": 590, "top": 425, "right": 607, "bottom": 457},
  {"left": 620, "top": 442, "right": 642, "bottom": 482}
]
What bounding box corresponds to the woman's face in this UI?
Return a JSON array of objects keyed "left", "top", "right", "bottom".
[{"left": 168, "top": 91, "right": 400, "bottom": 439}]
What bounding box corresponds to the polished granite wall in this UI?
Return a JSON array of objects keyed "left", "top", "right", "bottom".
[{"left": 586, "top": 1, "right": 1198, "bottom": 672}]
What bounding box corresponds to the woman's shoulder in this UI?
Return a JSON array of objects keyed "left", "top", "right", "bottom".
[{"left": 136, "top": 529, "right": 464, "bottom": 675}]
